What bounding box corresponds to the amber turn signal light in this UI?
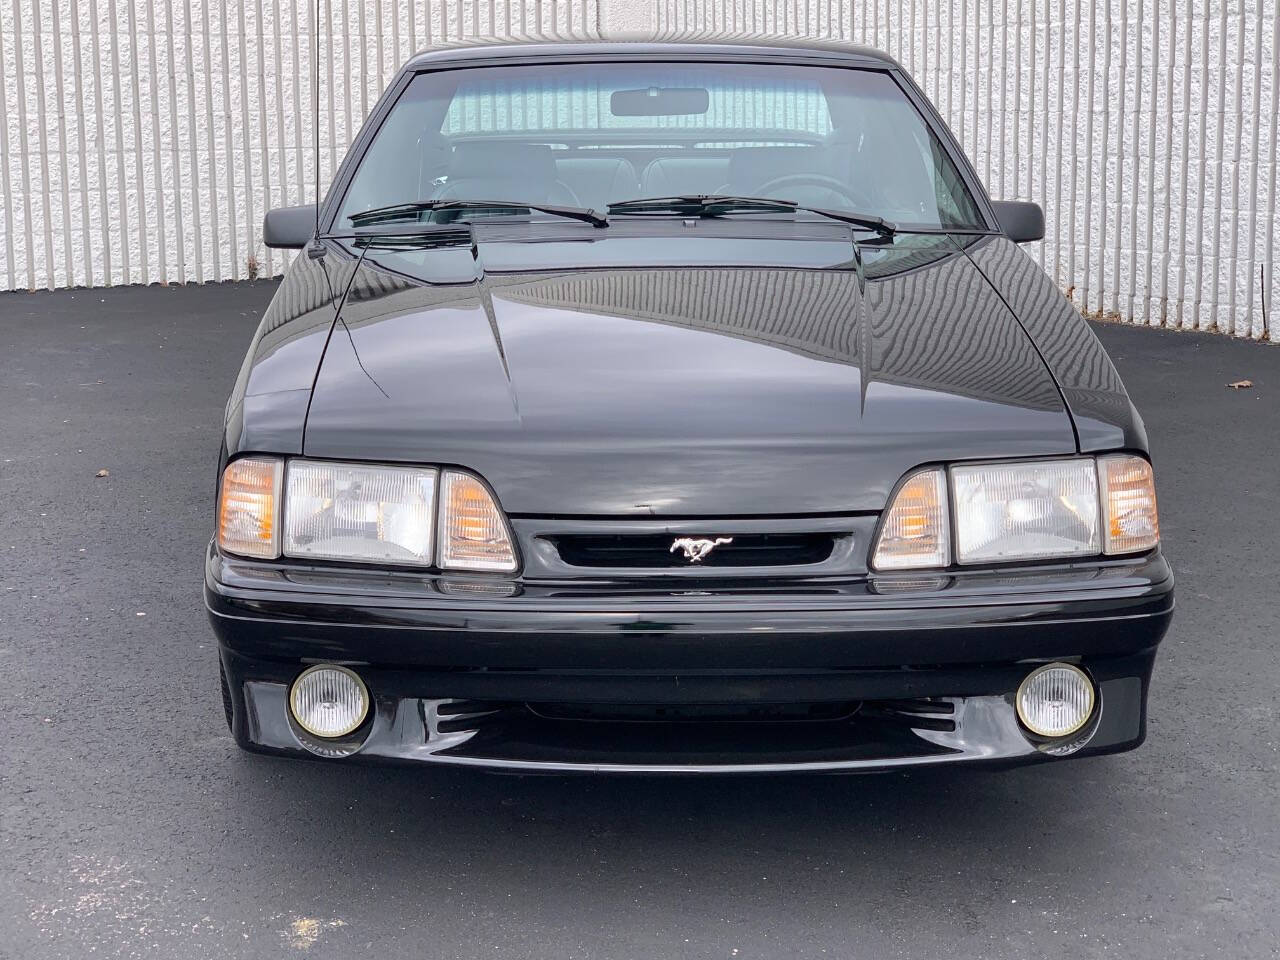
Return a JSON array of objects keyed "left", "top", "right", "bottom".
[
  {"left": 217, "top": 457, "right": 282, "bottom": 559},
  {"left": 871, "top": 467, "right": 949, "bottom": 570},
  {"left": 437, "top": 470, "right": 518, "bottom": 572},
  {"left": 1099, "top": 454, "right": 1160, "bottom": 555}
]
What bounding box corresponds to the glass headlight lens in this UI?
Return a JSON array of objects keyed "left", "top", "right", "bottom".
[
  {"left": 217, "top": 457, "right": 283, "bottom": 559},
  {"left": 1099, "top": 454, "right": 1160, "bottom": 555},
  {"left": 289, "top": 665, "right": 369, "bottom": 739},
  {"left": 283, "top": 460, "right": 437, "bottom": 565},
  {"left": 1016, "top": 663, "right": 1095, "bottom": 738},
  {"left": 952, "top": 458, "right": 1100, "bottom": 564},
  {"left": 871, "top": 467, "right": 949, "bottom": 570}
]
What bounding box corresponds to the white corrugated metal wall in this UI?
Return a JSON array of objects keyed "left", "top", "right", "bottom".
[
  {"left": 1, "top": 1, "right": 1276, "bottom": 342},
  {"left": 0, "top": 0, "right": 600, "bottom": 290}
]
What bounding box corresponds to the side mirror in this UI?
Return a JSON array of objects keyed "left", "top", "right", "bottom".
[
  {"left": 991, "top": 200, "right": 1045, "bottom": 243},
  {"left": 263, "top": 204, "right": 317, "bottom": 249}
]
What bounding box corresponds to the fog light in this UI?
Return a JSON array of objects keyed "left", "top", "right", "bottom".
[
  {"left": 289, "top": 665, "right": 369, "bottom": 738},
  {"left": 1016, "top": 663, "right": 1095, "bottom": 738}
]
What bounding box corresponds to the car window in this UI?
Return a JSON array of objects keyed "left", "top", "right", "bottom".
[
  {"left": 442, "top": 66, "right": 834, "bottom": 136},
  {"left": 337, "top": 61, "right": 984, "bottom": 231}
]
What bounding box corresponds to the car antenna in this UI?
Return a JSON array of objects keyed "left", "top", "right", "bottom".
[{"left": 306, "top": 0, "right": 326, "bottom": 259}]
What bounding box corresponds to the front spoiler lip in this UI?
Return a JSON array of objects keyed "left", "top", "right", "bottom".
[{"left": 233, "top": 673, "right": 1149, "bottom": 774}]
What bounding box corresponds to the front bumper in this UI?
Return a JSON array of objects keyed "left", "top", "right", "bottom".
[{"left": 206, "top": 545, "right": 1173, "bottom": 773}]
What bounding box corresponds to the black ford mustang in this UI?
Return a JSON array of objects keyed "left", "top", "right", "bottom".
[{"left": 207, "top": 39, "right": 1172, "bottom": 772}]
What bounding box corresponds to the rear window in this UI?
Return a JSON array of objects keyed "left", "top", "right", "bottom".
[{"left": 442, "top": 67, "right": 834, "bottom": 136}]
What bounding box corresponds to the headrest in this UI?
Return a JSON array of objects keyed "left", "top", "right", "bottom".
[{"left": 450, "top": 141, "right": 556, "bottom": 181}]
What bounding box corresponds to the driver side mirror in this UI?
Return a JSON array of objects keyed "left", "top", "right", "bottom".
[
  {"left": 263, "top": 204, "right": 317, "bottom": 249},
  {"left": 991, "top": 200, "right": 1045, "bottom": 243}
]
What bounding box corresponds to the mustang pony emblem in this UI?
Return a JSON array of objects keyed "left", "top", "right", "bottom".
[{"left": 669, "top": 536, "right": 734, "bottom": 563}]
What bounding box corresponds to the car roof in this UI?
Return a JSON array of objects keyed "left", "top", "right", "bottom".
[{"left": 401, "top": 37, "right": 900, "bottom": 72}]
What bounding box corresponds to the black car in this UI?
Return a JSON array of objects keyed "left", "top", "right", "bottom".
[{"left": 207, "top": 39, "right": 1172, "bottom": 773}]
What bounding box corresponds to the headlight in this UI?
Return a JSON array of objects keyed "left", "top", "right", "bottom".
[
  {"left": 284, "top": 460, "right": 438, "bottom": 565},
  {"left": 952, "top": 458, "right": 1100, "bottom": 564},
  {"left": 871, "top": 455, "right": 1160, "bottom": 570},
  {"left": 215, "top": 457, "right": 519, "bottom": 573}
]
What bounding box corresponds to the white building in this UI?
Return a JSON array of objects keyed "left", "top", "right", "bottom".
[{"left": 0, "top": 1, "right": 1275, "bottom": 341}]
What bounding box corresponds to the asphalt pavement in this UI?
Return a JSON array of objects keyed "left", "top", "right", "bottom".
[{"left": 1, "top": 280, "right": 1277, "bottom": 959}]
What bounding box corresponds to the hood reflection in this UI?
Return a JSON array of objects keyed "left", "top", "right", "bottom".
[{"left": 295, "top": 232, "right": 1078, "bottom": 515}]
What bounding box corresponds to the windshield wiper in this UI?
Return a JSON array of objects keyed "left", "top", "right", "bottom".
[
  {"left": 609, "top": 194, "right": 794, "bottom": 215},
  {"left": 607, "top": 195, "right": 896, "bottom": 238},
  {"left": 346, "top": 195, "right": 894, "bottom": 237},
  {"left": 347, "top": 199, "right": 608, "bottom": 229}
]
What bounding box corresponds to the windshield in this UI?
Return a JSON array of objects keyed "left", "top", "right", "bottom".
[{"left": 337, "top": 61, "right": 985, "bottom": 232}]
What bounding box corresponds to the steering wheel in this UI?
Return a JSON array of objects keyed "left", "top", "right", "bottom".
[{"left": 753, "top": 174, "right": 872, "bottom": 210}]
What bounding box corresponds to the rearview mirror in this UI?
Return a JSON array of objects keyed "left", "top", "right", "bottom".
[
  {"left": 263, "top": 204, "right": 317, "bottom": 249},
  {"left": 610, "top": 87, "right": 710, "bottom": 117},
  {"left": 991, "top": 200, "right": 1045, "bottom": 243}
]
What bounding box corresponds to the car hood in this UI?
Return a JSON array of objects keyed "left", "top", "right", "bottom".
[{"left": 300, "top": 232, "right": 1078, "bottom": 515}]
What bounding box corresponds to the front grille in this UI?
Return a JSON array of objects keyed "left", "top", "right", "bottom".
[{"left": 549, "top": 532, "right": 837, "bottom": 569}]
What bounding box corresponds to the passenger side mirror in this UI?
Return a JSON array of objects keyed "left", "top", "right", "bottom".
[
  {"left": 991, "top": 200, "right": 1045, "bottom": 243},
  {"left": 263, "top": 204, "right": 317, "bottom": 249}
]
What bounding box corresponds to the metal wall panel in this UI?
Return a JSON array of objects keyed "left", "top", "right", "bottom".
[
  {"left": 1, "top": 1, "right": 1276, "bottom": 342},
  {"left": 0, "top": 0, "right": 600, "bottom": 290}
]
